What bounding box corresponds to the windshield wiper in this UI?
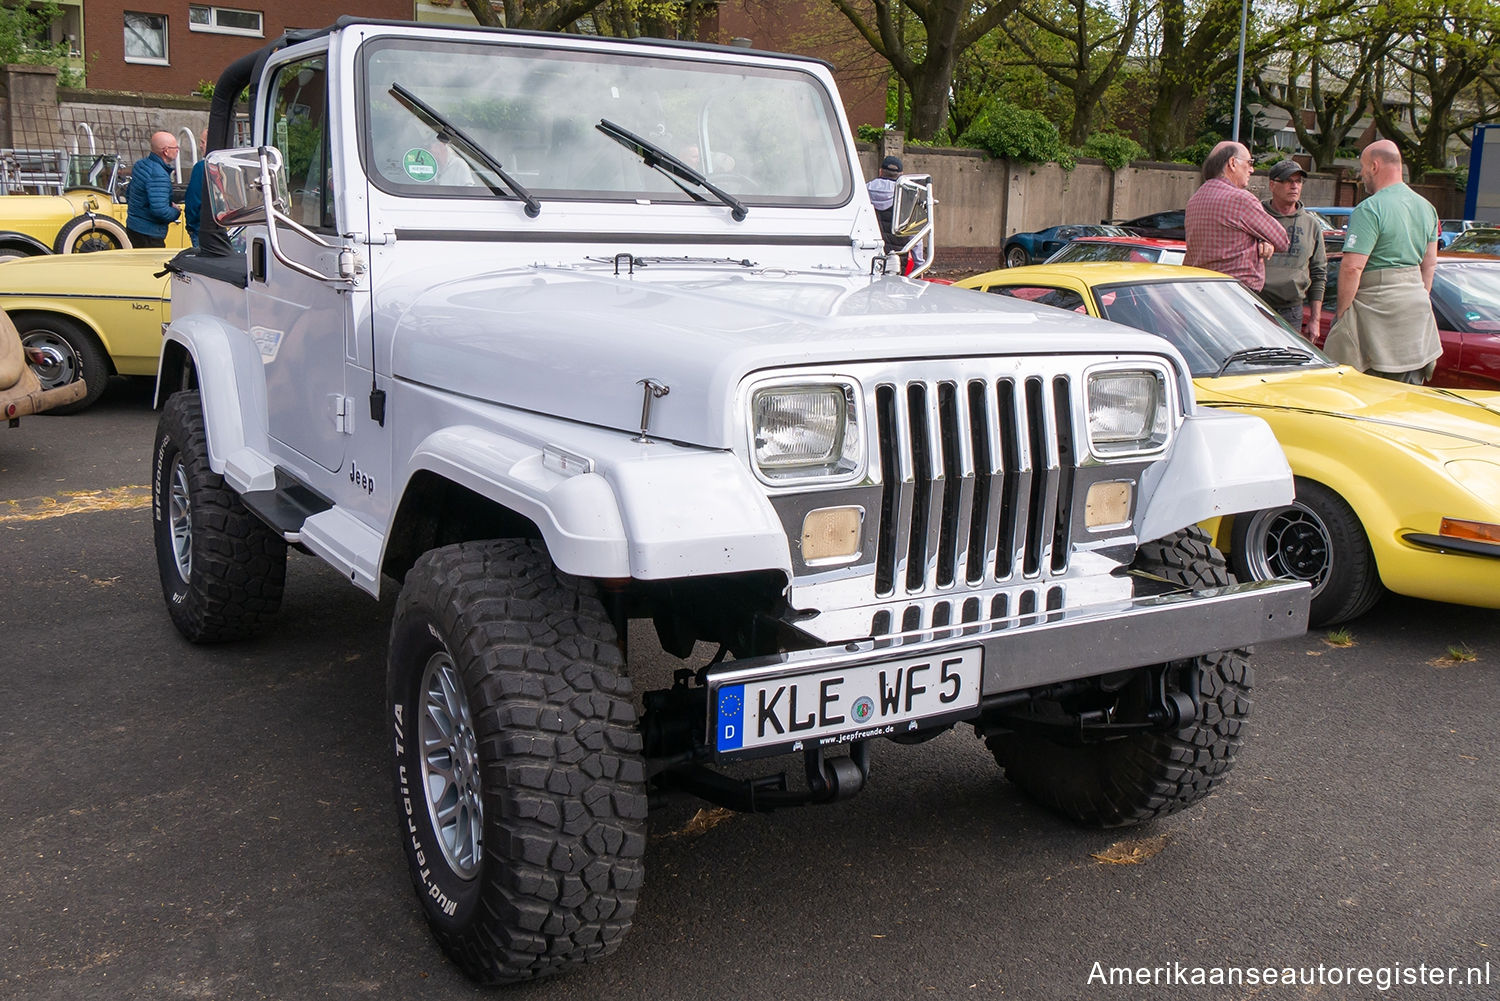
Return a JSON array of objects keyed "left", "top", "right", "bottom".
[
  {"left": 1214, "top": 345, "right": 1317, "bottom": 378},
  {"left": 389, "top": 82, "right": 541, "bottom": 218},
  {"left": 596, "top": 119, "right": 747, "bottom": 222}
]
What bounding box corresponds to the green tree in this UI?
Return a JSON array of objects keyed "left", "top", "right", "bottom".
[
  {"left": 0, "top": 0, "right": 79, "bottom": 84},
  {"left": 582, "top": 0, "right": 712, "bottom": 37},
  {"left": 461, "top": 0, "right": 605, "bottom": 30},
  {"left": 1002, "top": 0, "right": 1142, "bottom": 145},
  {"left": 1366, "top": 0, "right": 1500, "bottom": 173},
  {"left": 1250, "top": 16, "right": 1394, "bottom": 170},
  {"left": 828, "top": 0, "right": 1026, "bottom": 141}
]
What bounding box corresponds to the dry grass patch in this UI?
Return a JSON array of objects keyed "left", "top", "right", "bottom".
[{"left": 1091, "top": 834, "right": 1170, "bottom": 865}]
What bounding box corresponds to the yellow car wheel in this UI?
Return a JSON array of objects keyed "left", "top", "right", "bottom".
[
  {"left": 16, "top": 313, "right": 108, "bottom": 414},
  {"left": 1230, "top": 477, "right": 1383, "bottom": 627},
  {"left": 54, "top": 214, "right": 130, "bottom": 255}
]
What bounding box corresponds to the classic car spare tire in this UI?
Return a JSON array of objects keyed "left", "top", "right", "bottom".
[
  {"left": 17, "top": 313, "right": 108, "bottom": 414},
  {"left": 986, "top": 526, "right": 1253, "bottom": 828},
  {"left": 1230, "top": 476, "right": 1382, "bottom": 627},
  {"left": 1005, "top": 244, "right": 1029, "bottom": 268},
  {"left": 388, "top": 539, "right": 646, "bottom": 985},
  {"left": 151, "top": 391, "right": 287, "bottom": 642},
  {"left": 54, "top": 214, "right": 130, "bottom": 254}
]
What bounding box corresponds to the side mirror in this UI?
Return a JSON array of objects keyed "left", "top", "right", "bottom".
[
  {"left": 892, "top": 174, "right": 935, "bottom": 278},
  {"left": 205, "top": 146, "right": 290, "bottom": 227}
]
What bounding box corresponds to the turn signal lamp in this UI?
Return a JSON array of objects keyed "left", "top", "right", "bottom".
[
  {"left": 801, "top": 506, "right": 863, "bottom": 563},
  {"left": 1439, "top": 518, "right": 1500, "bottom": 544}
]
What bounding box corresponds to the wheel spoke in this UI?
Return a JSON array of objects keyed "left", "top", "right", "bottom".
[{"left": 418, "top": 651, "right": 483, "bottom": 879}]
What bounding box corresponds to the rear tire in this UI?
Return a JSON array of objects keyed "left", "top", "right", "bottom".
[
  {"left": 1005, "top": 245, "right": 1029, "bottom": 268},
  {"left": 54, "top": 214, "right": 130, "bottom": 254},
  {"left": 17, "top": 314, "right": 109, "bottom": 413},
  {"left": 1230, "top": 476, "right": 1382, "bottom": 626},
  {"left": 388, "top": 539, "right": 646, "bottom": 985},
  {"left": 151, "top": 391, "right": 287, "bottom": 641},
  {"left": 986, "top": 527, "right": 1253, "bottom": 827}
]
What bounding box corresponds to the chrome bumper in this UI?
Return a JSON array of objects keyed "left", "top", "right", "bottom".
[{"left": 709, "top": 577, "right": 1309, "bottom": 701}]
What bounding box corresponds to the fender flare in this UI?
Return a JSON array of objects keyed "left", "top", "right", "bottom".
[
  {"left": 1137, "top": 408, "right": 1294, "bottom": 544},
  {"left": 402, "top": 427, "right": 791, "bottom": 580},
  {"left": 156, "top": 315, "right": 276, "bottom": 492},
  {"left": 0, "top": 231, "right": 53, "bottom": 257}
]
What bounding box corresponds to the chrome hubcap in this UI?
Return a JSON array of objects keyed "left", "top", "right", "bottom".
[
  {"left": 168, "top": 459, "right": 192, "bottom": 581},
  {"left": 418, "top": 653, "right": 484, "bottom": 879},
  {"left": 1247, "top": 504, "right": 1331, "bottom": 597},
  {"left": 21, "top": 331, "right": 77, "bottom": 390}
]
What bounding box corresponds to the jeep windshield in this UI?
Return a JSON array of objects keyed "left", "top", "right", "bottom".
[{"left": 359, "top": 37, "right": 853, "bottom": 208}]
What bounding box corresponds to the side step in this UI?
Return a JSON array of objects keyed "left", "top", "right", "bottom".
[{"left": 240, "top": 471, "right": 333, "bottom": 537}]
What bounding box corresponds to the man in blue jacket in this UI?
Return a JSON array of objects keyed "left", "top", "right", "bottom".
[{"left": 125, "top": 131, "right": 181, "bottom": 248}]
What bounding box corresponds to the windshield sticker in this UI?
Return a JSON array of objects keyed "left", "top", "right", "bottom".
[{"left": 402, "top": 148, "right": 438, "bottom": 182}]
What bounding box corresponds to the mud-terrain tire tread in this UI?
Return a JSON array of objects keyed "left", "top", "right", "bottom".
[
  {"left": 987, "top": 526, "right": 1253, "bottom": 828},
  {"left": 152, "top": 391, "right": 286, "bottom": 641},
  {"left": 388, "top": 540, "right": 646, "bottom": 986}
]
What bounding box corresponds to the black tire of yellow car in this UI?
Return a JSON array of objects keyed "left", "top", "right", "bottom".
[
  {"left": 985, "top": 526, "right": 1254, "bottom": 828},
  {"left": 15, "top": 312, "right": 109, "bottom": 414},
  {"left": 53, "top": 214, "right": 130, "bottom": 254},
  {"left": 151, "top": 391, "right": 287, "bottom": 642},
  {"left": 388, "top": 539, "right": 647, "bottom": 986},
  {"left": 1005, "top": 245, "right": 1029, "bottom": 268},
  {"left": 1229, "top": 476, "right": 1383, "bottom": 627}
]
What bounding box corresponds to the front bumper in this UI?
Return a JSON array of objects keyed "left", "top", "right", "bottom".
[{"left": 706, "top": 576, "right": 1309, "bottom": 759}]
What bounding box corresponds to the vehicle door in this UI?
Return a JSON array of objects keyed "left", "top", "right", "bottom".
[{"left": 249, "top": 52, "right": 348, "bottom": 474}]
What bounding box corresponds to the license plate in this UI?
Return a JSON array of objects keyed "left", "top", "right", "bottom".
[{"left": 712, "top": 648, "right": 983, "bottom": 759}]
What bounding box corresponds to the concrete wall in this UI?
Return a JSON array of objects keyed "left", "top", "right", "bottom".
[{"left": 858, "top": 145, "right": 1450, "bottom": 273}]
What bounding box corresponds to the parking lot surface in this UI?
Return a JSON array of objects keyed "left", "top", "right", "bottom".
[{"left": 3, "top": 378, "right": 1497, "bottom": 1000}]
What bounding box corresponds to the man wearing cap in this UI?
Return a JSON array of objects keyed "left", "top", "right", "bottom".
[
  {"left": 1259, "top": 159, "right": 1327, "bottom": 334},
  {"left": 867, "top": 155, "right": 903, "bottom": 254},
  {"left": 1184, "top": 141, "right": 1288, "bottom": 291}
]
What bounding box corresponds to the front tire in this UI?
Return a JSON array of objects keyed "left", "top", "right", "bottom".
[
  {"left": 1230, "top": 476, "right": 1382, "bottom": 626},
  {"left": 17, "top": 313, "right": 109, "bottom": 413},
  {"left": 1005, "top": 244, "right": 1029, "bottom": 268},
  {"left": 54, "top": 214, "right": 130, "bottom": 254},
  {"left": 986, "top": 527, "right": 1253, "bottom": 827},
  {"left": 151, "top": 391, "right": 287, "bottom": 641},
  {"left": 388, "top": 540, "right": 646, "bottom": 985}
]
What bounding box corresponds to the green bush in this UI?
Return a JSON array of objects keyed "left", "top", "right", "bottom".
[
  {"left": 1078, "top": 133, "right": 1145, "bottom": 171},
  {"left": 1171, "top": 138, "right": 1217, "bottom": 165},
  {"left": 961, "top": 101, "right": 1074, "bottom": 169},
  {"left": 855, "top": 124, "right": 884, "bottom": 144}
]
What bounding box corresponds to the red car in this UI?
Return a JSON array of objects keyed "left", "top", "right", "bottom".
[
  {"left": 1304, "top": 253, "right": 1500, "bottom": 389},
  {"left": 1044, "top": 235, "right": 1186, "bottom": 264}
]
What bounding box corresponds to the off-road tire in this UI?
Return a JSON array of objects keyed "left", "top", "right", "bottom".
[
  {"left": 151, "top": 391, "right": 287, "bottom": 641},
  {"left": 388, "top": 540, "right": 646, "bottom": 986},
  {"left": 54, "top": 214, "right": 129, "bottom": 254},
  {"left": 986, "top": 526, "right": 1253, "bottom": 827},
  {"left": 1230, "top": 476, "right": 1383, "bottom": 627},
  {"left": 17, "top": 313, "right": 109, "bottom": 413}
]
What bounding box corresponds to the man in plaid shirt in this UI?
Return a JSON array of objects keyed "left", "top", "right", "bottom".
[{"left": 1184, "top": 141, "right": 1289, "bottom": 291}]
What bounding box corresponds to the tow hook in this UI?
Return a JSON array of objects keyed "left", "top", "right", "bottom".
[{"left": 805, "top": 741, "right": 869, "bottom": 802}]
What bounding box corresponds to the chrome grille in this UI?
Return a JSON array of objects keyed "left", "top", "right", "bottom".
[{"left": 873, "top": 374, "right": 1076, "bottom": 598}]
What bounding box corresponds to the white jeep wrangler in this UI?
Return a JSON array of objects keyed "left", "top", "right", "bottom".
[{"left": 152, "top": 18, "right": 1309, "bottom": 986}]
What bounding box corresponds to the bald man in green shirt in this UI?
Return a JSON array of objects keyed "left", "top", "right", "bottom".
[{"left": 1324, "top": 140, "right": 1441, "bottom": 384}]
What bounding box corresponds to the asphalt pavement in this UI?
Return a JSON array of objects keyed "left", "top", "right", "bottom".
[{"left": 3, "top": 376, "right": 1497, "bottom": 1000}]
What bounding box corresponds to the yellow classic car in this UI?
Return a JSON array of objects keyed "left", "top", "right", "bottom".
[
  {"left": 0, "top": 154, "right": 190, "bottom": 258},
  {"left": 0, "top": 248, "right": 175, "bottom": 412},
  {"left": 958, "top": 262, "right": 1500, "bottom": 626}
]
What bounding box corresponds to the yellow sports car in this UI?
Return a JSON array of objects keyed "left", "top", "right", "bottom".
[
  {"left": 958, "top": 262, "right": 1500, "bottom": 625},
  {"left": 0, "top": 154, "right": 189, "bottom": 258},
  {"left": 0, "top": 248, "right": 175, "bottom": 412}
]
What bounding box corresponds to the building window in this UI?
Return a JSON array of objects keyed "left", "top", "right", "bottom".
[
  {"left": 188, "top": 5, "right": 262, "bottom": 36},
  {"left": 123, "top": 12, "right": 167, "bottom": 64}
]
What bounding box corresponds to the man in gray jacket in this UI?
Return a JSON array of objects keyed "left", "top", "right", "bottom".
[{"left": 1259, "top": 159, "right": 1327, "bottom": 335}]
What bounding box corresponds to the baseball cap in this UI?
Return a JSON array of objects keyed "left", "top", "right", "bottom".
[
  {"left": 1268, "top": 160, "right": 1307, "bottom": 182},
  {"left": 880, "top": 155, "right": 903, "bottom": 173}
]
